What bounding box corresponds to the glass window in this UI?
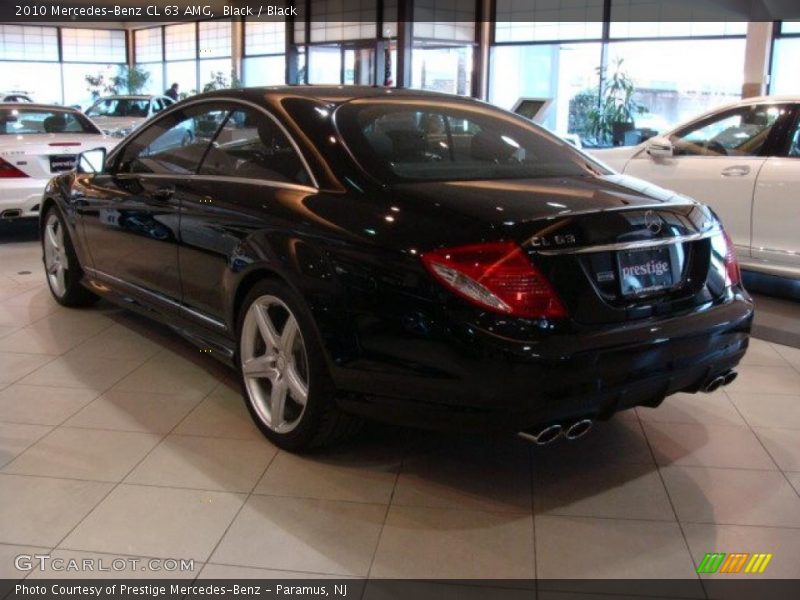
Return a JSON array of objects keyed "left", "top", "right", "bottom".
[
  {"left": 606, "top": 39, "right": 745, "bottom": 135},
  {"left": 199, "top": 108, "right": 309, "bottom": 185},
  {"left": 494, "top": 0, "right": 604, "bottom": 42},
  {"left": 135, "top": 27, "right": 163, "bottom": 63},
  {"left": 308, "top": 0, "right": 376, "bottom": 42},
  {"left": 489, "top": 43, "right": 602, "bottom": 139},
  {"left": 0, "top": 61, "right": 62, "bottom": 104},
  {"left": 308, "top": 46, "right": 342, "bottom": 84},
  {"left": 136, "top": 62, "right": 165, "bottom": 95},
  {"left": 787, "top": 118, "right": 800, "bottom": 158},
  {"left": 62, "top": 28, "right": 126, "bottom": 63},
  {"left": 335, "top": 101, "right": 608, "bottom": 183},
  {"left": 166, "top": 60, "right": 198, "bottom": 96},
  {"left": 62, "top": 63, "right": 118, "bottom": 109},
  {"left": 413, "top": 0, "right": 476, "bottom": 42},
  {"left": 782, "top": 21, "right": 800, "bottom": 34},
  {"left": 199, "top": 58, "right": 235, "bottom": 92},
  {"left": 244, "top": 55, "right": 286, "bottom": 86},
  {"left": 0, "top": 108, "right": 99, "bottom": 135},
  {"left": 118, "top": 107, "right": 226, "bottom": 175},
  {"left": 671, "top": 104, "right": 786, "bottom": 157},
  {"left": 86, "top": 97, "right": 151, "bottom": 118},
  {"left": 198, "top": 21, "right": 231, "bottom": 59},
  {"left": 165, "top": 23, "right": 197, "bottom": 61},
  {"left": 245, "top": 21, "right": 285, "bottom": 55},
  {"left": 609, "top": 21, "right": 747, "bottom": 39},
  {"left": 771, "top": 38, "right": 800, "bottom": 95},
  {"left": 412, "top": 45, "right": 472, "bottom": 96},
  {"left": 0, "top": 25, "right": 58, "bottom": 61}
]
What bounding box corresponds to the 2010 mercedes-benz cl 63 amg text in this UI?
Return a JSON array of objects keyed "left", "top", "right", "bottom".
[{"left": 40, "top": 87, "right": 753, "bottom": 450}]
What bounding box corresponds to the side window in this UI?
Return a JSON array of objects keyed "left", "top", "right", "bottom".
[
  {"left": 152, "top": 99, "right": 164, "bottom": 113},
  {"left": 116, "top": 106, "right": 228, "bottom": 175},
  {"left": 786, "top": 115, "right": 800, "bottom": 158},
  {"left": 671, "top": 105, "right": 785, "bottom": 157},
  {"left": 199, "top": 108, "right": 310, "bottom": 185}
]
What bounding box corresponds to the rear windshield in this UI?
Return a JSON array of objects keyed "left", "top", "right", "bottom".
[
  {"left": 86, "top": 98, "right": 150, "bottom": 118},
  {"left": 0, "top": 108, "right": 100, "bottom": 135},
  {"left": 335, "top": 100, "right": 607, "bottom": 183}
]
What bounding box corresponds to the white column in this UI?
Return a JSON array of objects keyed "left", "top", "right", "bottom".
[{"left": 742, "top": 21, "right": 773, "bottom": 98}]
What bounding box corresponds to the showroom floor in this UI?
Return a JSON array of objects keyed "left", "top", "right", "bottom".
[{"left": 1, "top": 226, "right": 800, "bottom": 595}]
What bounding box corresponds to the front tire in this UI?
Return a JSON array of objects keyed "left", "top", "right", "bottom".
[
  {"left": 42, "top": 206, "right": 98, "bottom": 307},
  {"left": 237, "top": 280, "right": 360, "bottom": 451}
]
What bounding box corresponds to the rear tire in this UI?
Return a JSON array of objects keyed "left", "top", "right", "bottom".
[
  {"left": 41, "top": 206, "right": 99, "bottom": 307},
  {"left": 237, "top": 279, "right": 360, "bottom": 451}
]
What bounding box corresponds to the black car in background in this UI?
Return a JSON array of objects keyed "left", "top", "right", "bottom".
[{"left": 40, "top": 87, "right": 752, "bottom": 450}]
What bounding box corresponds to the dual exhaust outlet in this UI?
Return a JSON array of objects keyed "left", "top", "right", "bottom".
[
  {"left": 518, "top": 419, "right": 593, "bottom": 446},
  {"left": 702, "top": 370, "right": 738, "bottom": 393}
]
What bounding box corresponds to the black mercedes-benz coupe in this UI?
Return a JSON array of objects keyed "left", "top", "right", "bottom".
[{"left": 40, "top": 86, "right": 752, "bottom": 450}]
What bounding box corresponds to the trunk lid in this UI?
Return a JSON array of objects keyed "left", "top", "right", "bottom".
[{"left": 0, "top": 133, "right": 115, "bottom": 178}]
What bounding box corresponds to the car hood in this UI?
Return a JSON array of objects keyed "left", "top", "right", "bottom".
[
  {"left": 589, "top": 146, "right": 642, "bottom": 172},
  {"left": 389, "top": 173, "right": 694, "bottom": 226},
  {"left": 87, "top": 116, "right": 146, "bottom": 132}
]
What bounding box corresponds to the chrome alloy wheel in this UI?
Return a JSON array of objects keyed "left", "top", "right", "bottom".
[
  {"left": 43, "top": 212, "right": 68, "bottom": 298},
  {"left": 240, "top": 295, "right": 310, "bottom": 434}
]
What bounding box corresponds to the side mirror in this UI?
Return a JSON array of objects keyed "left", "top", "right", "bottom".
[
  {"left": 77, "top": 147, "right": 107, "bottom": 175},
  {"left": 646, "top": 136, "right": 673, "bottom": 159}
]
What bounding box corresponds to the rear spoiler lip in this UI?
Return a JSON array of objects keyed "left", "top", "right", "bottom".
[{"left": 532, "top": 228, "right": 721, "bottom": 256}]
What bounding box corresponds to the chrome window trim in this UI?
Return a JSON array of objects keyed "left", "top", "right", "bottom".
[
  {"left": 114, "top": 172, "right": 317, "bottom": 194},
  {"left": 110, "top": 95, "right": 319, "bottom": 190},
  {"left": 533, "top": 229, "right": 720, "bottom": 255}
]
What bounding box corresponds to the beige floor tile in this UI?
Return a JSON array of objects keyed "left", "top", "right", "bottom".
[
  {"left": 754, "top": 427, "right": 800, "bottom": 471},
  {"left": 533, "top": 460, "right": 674, "bottom": 521},
  {"left": 0, "top": 303, "right": 55, "bottom": 327},
  {"left": 661, "top": 466, "right": 800, "bottom": 527},
  {"left": 740, "top": 338, "right": 791, "bottom": 367},
  {"left": 211, "top": 495, "right": 386, "bottom": 576},
  {"left": 724, "top": 365, "right": 800, "bottom": 396},
  {"left": 643, "top": 422, "right": 776, "bottom": 470},
  {"left": 0, "top": 352, "right": 53, "bottom": 384},
  {"left": 0, "top": 543, "right": 52, "bottom": 579},
  {"left": 785, "top": 471, "right": 800, "bottom": 496},
  {"left": 64, "top": 324, "right": 161, "bottom": 363},
  {"left": 393, "top": 436, "right": 531, "bottom": 514},
  {"left": 530, "top": 418, "right": 654, "bottom": 466},
  {"left": 112, "top": 350, "right": 220, "bottom": 398},
  {"left": 683, "top": 523, "right": 800, "bottom": 583},
  {"left": 2, "top": 428, "right": 161, "bottom": 482},
  {"left": 26, "top": 549, "right": 202, "bottom": 579},
  {"left": 0, "top": 473, "right": 112, "bottom": 547},
  {"left": 1, "top": 285, "right": 60, "bottom": 308},
  {"left": 371, "top": 505, "right": 534, "bottom": 579},
  {"left": 0, "top": 314, "right": 111, "bottom": 355},
  {"left": 174, "top": 384, "right": 262, "bottom": 439},
  {"left": 535, "top": 516, "right": 702, "bottom": 591},
  {"left": 773, "top": 343, "right": 800, "bottom": 372},
  {"left": 63, "top": 390, "right": 201, "bottom": 433},
  {"left": 18, "top": 355, "right": 140, "bottom": 391},
  {"left": 728, "top": 392, "right": 800, "bottom": 430},
  {"left": 126, "top": 434, "right": 276, "bottom": 492},
  {"left": 637, "top": 390, "right": 745, "bottom": 428},
  {"left": 0, "top": 423, "right": 52, "bottom": 468},
  {"left": 0, "top": 324, "right": 17, "bottom": 339},
  {"left": 61, "top": 484, "right": 244, "bottom": 561},
  {"left": 199, "top": 564, "right": 360, "bottom": 579},
  {"left": 255, "top": 443, "right": 400, "bottom": 504},
  {"left": 0, "top": 385, "right": 99, "bottom": 426}
]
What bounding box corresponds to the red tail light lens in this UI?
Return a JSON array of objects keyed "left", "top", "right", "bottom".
[
  {"left": 0, "top": 157, "right": 29, "bottom": 178},
  {"left": 721, "top": 230, "right": 741, "bottom": 286},
  {"left": 421, "top": 241, "right": 568, "bottom": 319}
]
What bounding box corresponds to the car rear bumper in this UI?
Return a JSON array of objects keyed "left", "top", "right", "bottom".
[
  {"left": 0, "top": 179, "right": 45, "bottom": 218},
  {"left": 335, "top": 288, "right": 754, "bottom": 432}
]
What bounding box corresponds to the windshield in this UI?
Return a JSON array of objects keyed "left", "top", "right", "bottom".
[
  {"left": 87, "top": 98, "right": 150, "bottom": 118},
  {"left": 335, "top": 100, "right": 608, "bottom": 183},
  {"left": 0, "top": 108, "right": 100, "bottom": 135}
]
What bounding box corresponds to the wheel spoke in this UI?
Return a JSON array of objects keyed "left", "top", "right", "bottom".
[
  {"left": 242, "top": 354, "right": 278, "bottom": 381},
  {"left": 284, "top": 361, "right": 308, "bottom": 405},
  {"left": 46, "top": 224, "right": 59, "bottom": 250},
  {"left": 270, "top": 378, "right": 288, "bottom": 427},
  {"left": 253, "top": 304, "right": 280, "bottom": 350},
  {"left": 280, "top": 315, "right": 298, "bottom": 353},
  {"left": 55, "top": 265, "right": 66, "bottom": 295}
]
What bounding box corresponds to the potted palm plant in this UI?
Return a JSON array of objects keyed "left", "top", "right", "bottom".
[{"left": 587, "top": 58, "right": 647, "bottom": 147}]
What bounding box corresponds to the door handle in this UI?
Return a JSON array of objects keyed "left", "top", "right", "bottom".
[
  {"left": 721, "top": 165, "right": 751, "bottom": 177},
  {"left": 151, "top": 186, "right": 175, "bottom": 202}
]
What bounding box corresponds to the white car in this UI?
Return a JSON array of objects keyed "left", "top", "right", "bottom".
[
  {"left": 593, "top": 96, "right": 800, "bottom": 280},
  {"left": 1, "top": 92, "right": 33, "bottom": 103},
  {"left": 0, "top": 104, "right": 117, "bottom": 220},
  {"left": 84, "top": 94, "right": 175, "bottom": 138}
]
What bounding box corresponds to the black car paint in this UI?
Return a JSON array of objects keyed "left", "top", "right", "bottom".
[{"left": 43, "top": 86, "right": 753, "bottom": 432}]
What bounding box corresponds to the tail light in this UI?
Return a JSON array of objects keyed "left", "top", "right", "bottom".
[
  {"left": 421, "top": 241, "right": 567, "bottom": 319},
  {"left": 0, "top": 157, "right": 29, "bottom": 178},
  {"left": 721, "top": 230, "right": 741, "bottom": 286}
]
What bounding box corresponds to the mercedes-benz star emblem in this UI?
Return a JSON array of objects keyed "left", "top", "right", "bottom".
[{"left": 644, "top": 210, "right": 663, "bottom": 234}]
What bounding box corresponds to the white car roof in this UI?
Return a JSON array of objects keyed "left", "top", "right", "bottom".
[{"left": 0, "top": 102, "right": 79, "bottom": 112}]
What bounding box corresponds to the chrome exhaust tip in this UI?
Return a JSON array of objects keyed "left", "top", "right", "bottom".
[
  {"left": 703, "top": 376, "right": 726, "bottom": 393},
  {"left": 723, "top": 371, "right": 738, "bottom": 386},
  {"left": 1, "top": 209, "right": 22, "bottom": 220},
  {"left": 565, "top": 419, "right": 593, "bottom": 441},
  {"left": 518, "top": 424, "right": 563, "bottom": 446}
]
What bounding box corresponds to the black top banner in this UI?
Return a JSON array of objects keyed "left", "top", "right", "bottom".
[{"left": 1, "top": 0, "right": 800, "bottom": 24}]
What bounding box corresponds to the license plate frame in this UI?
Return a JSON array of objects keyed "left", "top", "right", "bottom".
[
  {"left": 49, "top": 155, "right": 77, "bottom": 172},
  {"left": 617, "top": 246, "right": 674, "bottom": 297}
]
